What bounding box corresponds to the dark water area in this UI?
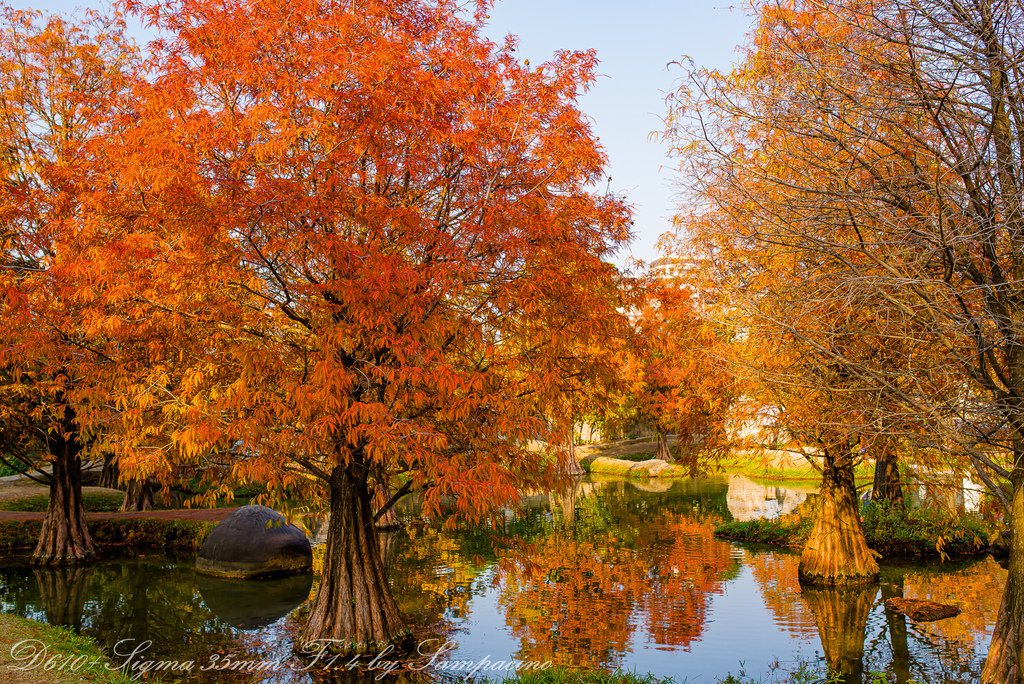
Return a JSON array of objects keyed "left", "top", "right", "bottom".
[{"left": 0, "top": 475, "right": 1005, "bottom": 683}]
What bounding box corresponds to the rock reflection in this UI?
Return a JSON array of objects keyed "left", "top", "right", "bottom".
[
  {"left": 197, "top": 572, "right": 312, "bottom": 630},
  {"left": 725, "top": 475, "right": 810, "bottom": 521}
]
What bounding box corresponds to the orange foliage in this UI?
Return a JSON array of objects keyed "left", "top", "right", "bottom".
[
  {"left": 109, "top": 0, "right": 633, "bottom": 516},
  {"left": 495, "top": 515, "right": 735, "bottom": 666}
]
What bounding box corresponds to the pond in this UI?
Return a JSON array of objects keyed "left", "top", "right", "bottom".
[{"left": 0, "top": 475, "right": 1006, "bottom": 683}]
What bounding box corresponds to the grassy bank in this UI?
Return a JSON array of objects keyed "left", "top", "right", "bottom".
[
  {"left": 0, "top": 614, "right": 133, "bottom": 684},
  {"left": 0, "top": 518, "right": 214, "bottom": 555},
  {"left": 578, "top": 441, "right": 871, "bottom": 484},
  {"left": 715, "top": 501, "right": 993, "bottom": 560},
  {"left": 0, "top": 492, "right": 125, "bottom": 513}
]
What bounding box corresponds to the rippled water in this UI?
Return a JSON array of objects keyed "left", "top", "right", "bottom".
[{"left": 0, "top": 475, "right": 1006, "bottom": 683}]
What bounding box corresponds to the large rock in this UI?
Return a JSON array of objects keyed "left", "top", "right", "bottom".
[{"left": 196, "top": 505, "right": 312, "bottom": 579}]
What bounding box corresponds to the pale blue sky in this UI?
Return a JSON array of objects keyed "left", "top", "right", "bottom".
[
  {"left": 14, "top": 0, "right": 753, "bottom": 264},
  {"left": 483, "top": 2, "right": 753, "bottom": 264}
]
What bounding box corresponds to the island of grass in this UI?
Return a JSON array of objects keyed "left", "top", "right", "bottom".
[{"left": 715, "top": 500, "right": 995, "bottom": 561}]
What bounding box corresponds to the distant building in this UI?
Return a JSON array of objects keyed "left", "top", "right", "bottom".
[{"left": 649, "top": 255, "right": 698, "bottom": 281}]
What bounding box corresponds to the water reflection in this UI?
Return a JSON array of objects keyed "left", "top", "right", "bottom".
[
  {"left": 198, "top": 573, "right": 312, "bottom": 630},
  {"left": 804, "top": 585, "right": 875, "bottom": 683},
  {"left": 0, "top": 476, "right": 1006, "bottom": 683},
  {"left": 725, "top": 475, "right": 812, "bottom": 521}
]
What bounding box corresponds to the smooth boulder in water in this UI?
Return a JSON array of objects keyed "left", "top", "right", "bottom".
[{"left": 196, "top": 505, "right": 312, "bottom": 579}]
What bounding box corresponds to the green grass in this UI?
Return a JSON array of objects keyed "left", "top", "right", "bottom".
[
  {"left": 714, "top": 500, "right": 994, "bottom": 560},
  {"left": 0, "top": 462, "right": 26, "bottom": 477},
  {"left": 0, "top": 614, "right": 134, "bottom": 684},
  {"left": 0, "top": 492, "right": 126, "bottom": 513},
  {"left": 715, "top": 516, "right": 813, "bottom": 549},
  {"left": 711, "top": 454, "right": 873, "bottom": 484},
  {"left": 499, "top": 669, "right": 672, "bottom": 684}
]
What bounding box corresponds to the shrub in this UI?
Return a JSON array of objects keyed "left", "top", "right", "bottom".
[
  {"left": 862, "top": 500, "right": 991, "bottom": 560},
  {"left": 715, "top": 500, "right": 993, "bottom": 560}
]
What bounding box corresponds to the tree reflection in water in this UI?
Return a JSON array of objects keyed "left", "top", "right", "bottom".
[
  {"left": 0, "top": 476, "right": 1006, "bottom": 683},
  {"left": 492, "top": 478, "right": 737, "bottom": 668}
]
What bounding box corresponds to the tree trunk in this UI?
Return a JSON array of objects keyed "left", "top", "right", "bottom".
[
  {"left": 300, "top": 464, "right": 409, "bottom": 655},
  {"left": 99, "top": 454, "right": 119, "bottom": 490},
  {"left": 120, "top": 478, "right": 155, "bottom": 512},
  {"left": 372, "top": 484, "right": 400, "bottom": 530},
  {"left": 799, "top": 453, "right": 878, "bottom": 586},
  {"left": 803, "top": 584, "right": 876, "bottom": 683},
  {"left": 33, "top": 434, "right": 96, "bottom": 566},
  {"left": 655, "top": 430, "right": 673, "bottom": 462},
  {"left": 872, "top": 447, "right": 904, "bottom": 507},
  {"left": 563, "top": 430, "right": 584, "bottom": 476},
  {"left": 982, "top": 477, "right": 1024, "bottom": 682}
]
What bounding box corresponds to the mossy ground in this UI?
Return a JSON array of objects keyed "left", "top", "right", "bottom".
[
  {"left": 0, "top": 516, "right": 217, "bottom": 555},
  {"left": 0, "top": 492, "right": 125, "bottom": 513}
]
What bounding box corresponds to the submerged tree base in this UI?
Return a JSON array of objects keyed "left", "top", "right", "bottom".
[
  {"left": 300, "top": 463, "right": 410, "bottom": 656},
  {"left": 798, "top": 455, "right": 878, "bottom": 587}
]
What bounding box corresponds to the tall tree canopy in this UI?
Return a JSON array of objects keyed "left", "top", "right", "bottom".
[
  {"left": 0, "top": 6, "right": 142, "bottom": 564},
  {"left": 114, "top": 0, "right": 631, "bottom": 653},
  {"left": 665, "top": 0, "right": 1024, "bottom": 678}
]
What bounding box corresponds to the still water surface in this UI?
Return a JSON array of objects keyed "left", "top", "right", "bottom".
[{"left": 0, "top": 475, "right": 1006, "bottom": 683}]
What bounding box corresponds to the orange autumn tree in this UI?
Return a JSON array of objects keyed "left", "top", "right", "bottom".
[
  {"left": 664, "top": 0, "right": 950, "bottom": 587},
  {"left": 120, "top": 0, "right": 631, "bottom": 654},
  {"left": 614, "top": 275, "right": 734, "bottom": 464},
  {"left": 668, "top": 1, "right": 1024, "bottom": 677},
  {"left": 0, "top": 7, "right": 140, "bottom": 564}
]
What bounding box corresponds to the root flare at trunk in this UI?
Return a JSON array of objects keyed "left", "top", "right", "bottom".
[
  {"left": 799, "top": 457, "right": 878, "bottom": 587},
  {"left": 299, "top": 464, "right": 408, "bottom": 656}
]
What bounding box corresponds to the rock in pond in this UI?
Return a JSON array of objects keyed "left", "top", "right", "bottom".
[
  {"left": 196, "top": 505, "right": 312, "bottom": 579},
  {"left": 884, "top": 597, "right": 961, "bottom": 622}
]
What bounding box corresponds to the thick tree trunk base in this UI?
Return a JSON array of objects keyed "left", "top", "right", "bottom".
[
  {"left": 120, "top": 479, "right": 155, "bottom": 512},
  {"left": 872, "top": 448, "right": 904, "bottom": 507},
  {"left": 982, "top": 481, "right": 1024, "bottom": 682},
  {"left": 299, "top": 465, "right": 409, "bottom": 656},
  {"left": 33, "top": 448, "right": 96, "bottom": 566},
  {"left": 799, "top": 457, "right": 878, "bottom": 586}
]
